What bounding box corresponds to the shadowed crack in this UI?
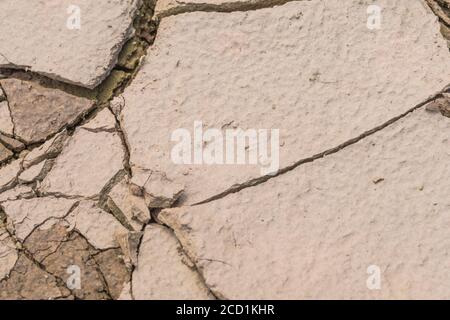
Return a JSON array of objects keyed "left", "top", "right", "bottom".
[
  {"left": 155, "top": 0, "right": 310, "bottom": 19},
  {"left": 108, "top": 105, "right": 133, "bottom": 177}
]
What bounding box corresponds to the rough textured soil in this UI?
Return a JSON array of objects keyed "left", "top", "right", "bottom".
[{"left": 0, "top": 0, "right": 449, "bottom": 300}]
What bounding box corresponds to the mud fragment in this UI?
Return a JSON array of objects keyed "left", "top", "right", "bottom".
[
  {"left": 132, "top": 170, "right": 184, "bottom": 208},
  {"left": 22, "top": 131, "right": 68, "bottom": 169},
  {"left": 40, "top": 129, "right": 124, "bottom": 197},
  {"left": 160, "top": 110, "right": 450, "bottom": 299},
  {"left": 1, "top": 197, "right": 75, "bottom": 241},
  {"left": 0, "top": 254, "right": 70, "bottom": 300},
  {"left": 0, "top": 101, "right": 14, "bottom": 135},
  {"left": 121, "top": 0, "right": 450, "bottom": 205},
  {"left": 426, "top": 94, "right": 450, "bottom": 117},
  {"left": 116, "top": 231, "right": 143, "bottom": 269},
  {"left": 132, "top": 224, "right": 214, "bottom": 300},
  {"left": 0, "top": 143, "right": 12, "bottom": 164},
  {"left": 0, "top": 134, "right": 25, "bottom": 153},
  {"left": 65, "top": 201, "right": 128, "bottom": 250},
  {"left": 0, "top": 158, "right": 21, "bottom": 192},
  {"left": 0, "top": 0, "right": 141, "bottom": 88},
  {"left": 25, "top": 222, "right": 110, "bottom": 300},
  {"left": 107, "top": 176, "right": 151, "bottom": 230},
  {"left": 0, "top": 226, "right": 18, "bottom": 281},
  {"left": 93, "top": 248, "right": 130, "bottom": 299},
  {"left": 81, "top": 108, "right": 117, "bottom": 132},
  {"left": 0, "top": 79, "right": 94, "bottom": 144},
  {"left": 0, "top": 185, "right": 34, "bottom": 203},
  {"left": 18, "top": 161, "right": 47, "bottom": 184}
]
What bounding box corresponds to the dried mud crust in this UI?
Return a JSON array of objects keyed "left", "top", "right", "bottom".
[{"left": 0, "top": 0, "right": 449, "bottom": 299}]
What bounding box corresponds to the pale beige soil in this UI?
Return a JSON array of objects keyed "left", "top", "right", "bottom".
[{"left": 0, "top": 0, "right": 449, "bottom": 300}]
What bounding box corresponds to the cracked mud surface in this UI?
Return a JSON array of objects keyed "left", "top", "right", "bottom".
[{"left": 0, "top": 0, "right": 450, "bottom": 300}]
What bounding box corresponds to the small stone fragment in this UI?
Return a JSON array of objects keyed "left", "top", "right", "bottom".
[
  {"left": 66, "top": 201, "right": 128, "bottom": 250},
  {"left": 0, "top": 79, "right": 94, "bottom": 143},
  {"left": 132, "top": 224, "right": 213, "bottom": 300},
  {"left": 40, "top": 129, "right": 124, "bottom": 197}
]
